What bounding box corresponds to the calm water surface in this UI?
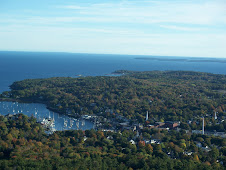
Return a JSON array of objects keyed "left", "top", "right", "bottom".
[
  {"left": 0, "top": 51, "right": 225, "bottom": 131},
  {"left": 0, "top": 101, "right": 93, "bottom": 131},
  {"left": 0, "top": 51, "right": 225, "bottom": 93}
]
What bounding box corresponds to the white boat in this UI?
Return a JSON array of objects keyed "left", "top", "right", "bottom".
[
  {"left": 41, "top": 117, "right": 55, "bottom": 129},
  {"left": 64, "top": 119, "right": 68, "bottom": 128},
  {"left": 76, "top": 121, "right": 79, "bottom": 129},
  {"left": 81, "top": 120, "right": 85, "bottom": 126},
  {"left": 69, "top": 119, "right": 74, "bottom": 128}
]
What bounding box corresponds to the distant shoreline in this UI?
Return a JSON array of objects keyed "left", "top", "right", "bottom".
[
  {"left": 135, "top": 57, "right": 226, "bottom": 63},
  {"left": 0, "top": 50, "right": 225, "bottom": 59}
]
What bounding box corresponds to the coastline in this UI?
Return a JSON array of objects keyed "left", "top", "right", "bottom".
[
  {"left": 0, "top": 97, "right": 80, "bottom": 119},
  {"left": 135, "top": 57, "right": 226, "bottom": 63}
]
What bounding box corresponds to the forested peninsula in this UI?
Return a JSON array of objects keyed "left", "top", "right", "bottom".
[
  {"left": 0, "top": 70, "right": 225, "bottom": 169},
  {"left": 2, "top": 70, "right": 225, "bottom": 122}
]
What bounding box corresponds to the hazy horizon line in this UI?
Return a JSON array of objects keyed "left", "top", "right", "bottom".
[{"left": 0, "top": 50, "right": 225, "bottom": 59}]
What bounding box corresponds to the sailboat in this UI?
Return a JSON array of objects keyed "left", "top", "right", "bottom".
[
  {"left": 64, "top": 119, "right": 68, "bottom": 128},
  {"left": 35, "top": 109, "right": 37, "bottom": 118},
  {"left": 76, "top": 121, "right": 79, "bottom": 129},
  {"left": 69, "top": 119, "right": 74, "bottom": 128},
  {"left": 81, "top": 120, "right": 85, "bottom": 126}
]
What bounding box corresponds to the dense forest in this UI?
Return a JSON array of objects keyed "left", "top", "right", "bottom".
[
  {"left": 2, "top": 70, "right": 225, "bottom": 124},
  {"left": 0, "top": 71, "right": 225, "bottom": 169},
  {"left": 0, "top": 114, "right": 225, "bottom": 169}
]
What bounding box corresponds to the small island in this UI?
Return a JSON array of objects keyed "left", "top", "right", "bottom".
[{"left": 135, "top": 57, "right": 226, "bottom": 63}]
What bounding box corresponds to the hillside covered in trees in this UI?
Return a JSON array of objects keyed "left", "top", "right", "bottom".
[
  {"left": 0, "top": 114, "right": 225, "bottom": 169},
  {"left": 0, "top": 71, "right": 225, "bottom": 169},
  {"left": 3, "top": 70, "right": 225, "bottom": 124}
]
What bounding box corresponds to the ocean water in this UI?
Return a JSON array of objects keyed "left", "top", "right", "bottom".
[
  {"left": 0, "top": 51, "right": 225, "bottom": 93},
  {"left": 0, "top": 51, "right": 225, "bottom": 131}
]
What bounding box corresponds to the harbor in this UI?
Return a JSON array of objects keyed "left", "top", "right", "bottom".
[{"left": 0, "top": 101, "right": 94, "bottom": 132}]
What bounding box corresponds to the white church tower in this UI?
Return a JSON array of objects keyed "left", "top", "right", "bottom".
[
  {"left": 202, "top": 117, "right": 205, "bottom": 135},
  {"left": 214, "top": 111, "right": 217, "bottom": 120},
  {"left": 146, "top": 111, "right": 148, "bottom": 121}
]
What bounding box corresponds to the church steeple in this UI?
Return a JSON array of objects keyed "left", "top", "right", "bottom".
[{"left": 202, "top": 117, "right": 205, "bottom": 135}]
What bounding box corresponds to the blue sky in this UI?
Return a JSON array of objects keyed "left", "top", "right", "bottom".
[{"left": 0, "top": 0, "right": 226, "bottom": 58}]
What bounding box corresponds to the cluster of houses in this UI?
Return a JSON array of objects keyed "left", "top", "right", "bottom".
[
  {"left": 117, "top": 120, "right": 180, "bottom": 132},
  {"left": 147, "top": 121, "right": 180, "bottom": 130}
]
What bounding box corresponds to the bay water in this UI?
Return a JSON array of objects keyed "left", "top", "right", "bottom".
[{"left": 0, "top": 51, "right": 225, "bottom": 131}]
